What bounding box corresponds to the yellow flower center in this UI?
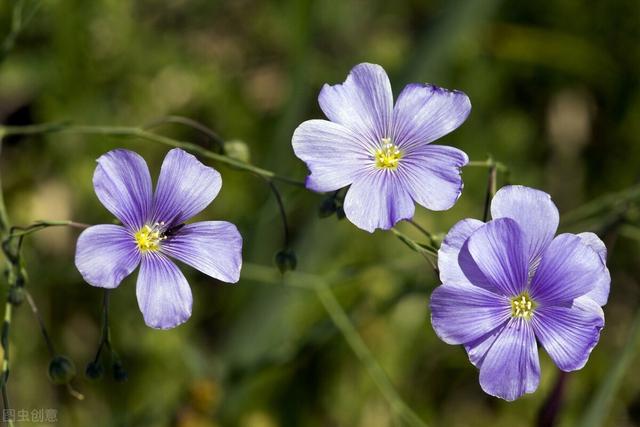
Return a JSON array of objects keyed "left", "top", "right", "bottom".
[
  {"left": 510, "top": 293, "right": 536, "bottom": 319},
  {"left": 374, "top": 138, "right": 402, "bottom": 170},
  {"left": 134, "top": 224, "right": 165, "bottom": 252}
]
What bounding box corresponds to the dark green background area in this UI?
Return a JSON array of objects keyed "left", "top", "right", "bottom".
[{"left": 1, "top": 0, "right": 639, "bottom": 426}]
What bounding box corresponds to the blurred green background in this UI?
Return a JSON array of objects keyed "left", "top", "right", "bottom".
[{"left": 1, "top": 0, "right": 640, "bottom": 426}]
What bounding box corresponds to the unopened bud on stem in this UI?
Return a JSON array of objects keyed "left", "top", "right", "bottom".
[
  {"left": 274, "top": 248, "right": 297, "bottom": 274},
  {"left": 48, "top": 355, "right": 76, "bottom": 385}
]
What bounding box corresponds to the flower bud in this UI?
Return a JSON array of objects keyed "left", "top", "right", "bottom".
[
  {"left": 16, "top": 267, "right": 28, "bottom": 287},
  {"left": 85, "top": 361, "right": 104, "bottom": 380},
  {"left": 430, "top": 232, "right": 445, "bottom": 248},
  {"left": 224, "top": 140, "right": 251, "bottom": 163},
  {"left": 112, "top": 360, "right": 128, "bottom": 383},
  {"left": 48, "top": 355, "right": 76, "bottom": 385},
  {"left": 274, "top": 248, "right": 297, "bottom": 274},
  {"left": 8, "top": 286, "right": 23, "bottom": 306},
  {"left": 318, "top": 197, "right": 337, "bottom": 218}
]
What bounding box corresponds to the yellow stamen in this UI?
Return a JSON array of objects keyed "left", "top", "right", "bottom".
[
  {"left": 374, "top": 138, "right": 402, "bottom": 170},
  {"left": 134, "top": 224, "right": 165, "bottom": 252},
  {"left": 510, "top": 292, "right": 536, "bottom": 319}
]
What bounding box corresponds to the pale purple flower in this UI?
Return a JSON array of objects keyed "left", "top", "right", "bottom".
[
  {"left": 75, "top": 148, "right": 242, "bottom": 329},
  {"left": 430, "top": 185, "right": 610, "bottom": 401},
  {"left": 292, "top": 63, "right": 471, "bottom": 232}
]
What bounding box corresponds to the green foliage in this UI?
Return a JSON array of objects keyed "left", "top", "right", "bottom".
[{"left": 0, "top": 1, "right": 639, "bottom": 426}]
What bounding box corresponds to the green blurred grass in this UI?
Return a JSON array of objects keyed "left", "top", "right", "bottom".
[{"left": 1, "top": 0, "right": 640, "bottom": 426}]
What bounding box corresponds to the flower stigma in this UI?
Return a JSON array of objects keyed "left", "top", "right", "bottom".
[
  {"left": 134, "top": 223, "right": 166, "bottom": 252},
  {"left": 374, "top": 138, "right": 402, "bottom": 170},
  {"left": 510, "top": 292, "right": 536, "bottom": 319}
]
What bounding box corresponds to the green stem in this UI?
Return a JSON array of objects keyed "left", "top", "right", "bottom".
[
  {"left": 390, "top": 228, "right": 438, "bottom": 257},
  {"left": 0, "top": 301, "right": 13, "bottom": 427},
  {"left": 407, "top": 219, "right": 435, "bottom": 245},
  {"left": 24, "top": 290, "right": 55, "bottom": 356},
  {"left": 390, "top": 227, "right": 439, "bottom": 271},
  {"left": 8, "top": 220, "right": 89, "bottom": 238},
  {"left": 143, "top": 115, "right": 225, "bottom": 153},
  {"left": 466, "top": 158, "right": 509, "bottom": 173},
  {"left": 265, "top": 180, "right": 290, "bottom": 247},
  {"left": 0, "top": 136, "right": 9, "bottom": 234},
  {"left": 0, "top": 219, "right": 86, "bottom": 405},
  {"left": 92, "top": 289, "right": 112, "bottom": 366},
  {"left": 0, "top": 123, "right": 306, "bottom": 187},
  {"left": 101, "top": 289, "right": 111, "bottom": 350},
  {"left": 0, "top": 133, "right": 13, "bottom": 424},
  {"left": 241, "top": 264, "right": 428, "bottom": 427},
  {"left": 1, "top": 383, "right": 13, "bottom": 427},
  {"left": 1, "top": 303, "right": 12, "bottom": 384}
]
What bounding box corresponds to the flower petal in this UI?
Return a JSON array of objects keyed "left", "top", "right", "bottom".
[
  {"left": 93, "top": 149, "right": 153, "bottom": 230},
  {"left": 578, "top": 232, "right": 610, "bottom": 306},
  {"left": 292, "top": 119, "right": 371, "bottom": 192},
  {"left": 152, "top": 148, "right": 222, "bottom": 226},
  {"left": 75, "top": 225, "right": 140, "bottom": 288},
  {"left": 478, "top": 318, "right": 540, "bottom": 401},
  {"left": 430, "top": 284, "right": 511, "bottom": 345},
  {"left": 438, "top": 218, "right": 484, "bottom": 287},
  {"left": 531, "top": 304, "right": 604, "bottom": 371},
  {"left": 465, "top": 324, "right": 507, "bottom": 368},
  {"left": 318, "top": 63, "right": 393, "bottom": 143},
  {"left": 529, "top": 234, "right": 603, "bottom": 305},
  {"left": 161, "top": 221, "right": 243, "bottom": 283},
  {"left": 466, "top": 218, "right": 528, "bottom": 296},
  {"left": 573, "top": 295, "right": 605, "bottom": 323},
  {"left": 342, "top": 171, "right": 414, "bottom": 232},
  {"left": 458, "top": 239, "right": 502, "bottom": 294},
  {"left": 490, "top": 185, "right": 559, "bottom": 264},
  {"left": 392, "top": 83, "right": 471, "bottom": 150},
  {"left": 136, "top": 253, "right": 192, "bottom": 329},
  {"left": 398, "top": 145, "right": 468, "bottom": 211}
]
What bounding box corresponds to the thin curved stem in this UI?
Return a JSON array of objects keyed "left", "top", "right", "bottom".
[
  {"left": 390, "top": 228, "right": 438, "bottom": 256},
  {"left": 24, "top": 290, "right": 55, "bottom": 356},
  {"left": 0, "top": 302, "right": 13, "bottom": 427},
  {"left": 144, "top": 115, "right": 225, "bottom": 152},
  {"left": 0, "top": 123, "right": 306, "bottom": 187},
  {"left": 8, "top": 220, "right": 89, "bottom": 238},
  {"left": 390, "top": 228, "right": 438, "bottom": 271},
  {"left": 407, "top": 219, "right": 435, "bottom": 244},
  {"left": 1, "top": 383, "right": 13, "bottom": 427},
  {"left": 97, "top": 289, "right": 112, "bottom": 358},
  {"left": 265, "top": 180, "right": 290, "bottom": 247},
  {"left": 24, "top": 289, "right": 85, "bottom": 398},
  {"left": 0, "top": 134, "right": 14, "bottom": 422},
  {"left": 1, "top": 219, "right": 85, "bottom": 403}
]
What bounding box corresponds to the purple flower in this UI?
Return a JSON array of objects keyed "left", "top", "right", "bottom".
[
  {"left": 292, "top": 63, "right": 471, "bottom": 232},
  {"left": 75, "top": 148, "right": 243, "bottom": 329},
  {"left": 430, "top": 185, "right": 610, "bottom": 401}
]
